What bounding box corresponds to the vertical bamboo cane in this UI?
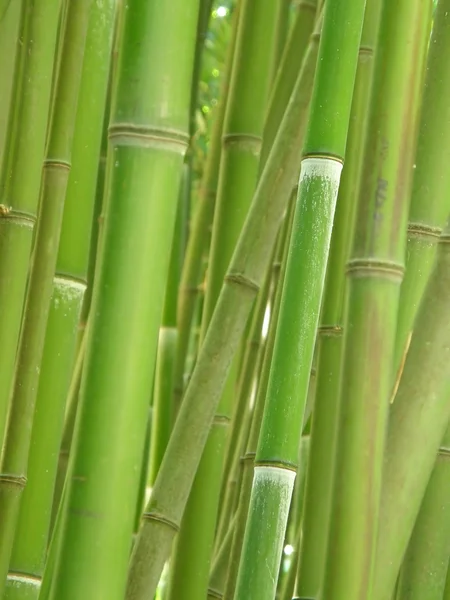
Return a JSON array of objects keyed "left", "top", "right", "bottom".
[
  {"left": 0, "top": 0, "right": 93, "bottom": 592},
  {"left": 0, "top": 0, "right": 60, "bottom": 450},
  {"left": 126, "top": 2, "right": 324, "bottom": 592},
  {"left": 48, "top": 1, "right": 199, "bottom": 598},
  {"left": 295, "top": 2, "right": 380, "bottom": 596},
  {"left": 4, "top": 3, "right": 116, "bottom": 598},
  {"left": 233, "top": 0, "right": 365, "bottom": 596},
  {"left": 166, "top": 3, "right": 278, "bottom": 597},
  {"left": 321, "top": 1, "right": 429, "bottom": 598}
]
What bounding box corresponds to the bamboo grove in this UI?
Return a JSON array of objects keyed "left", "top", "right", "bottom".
[{"left": 0, "top": 0, "right": 449, "bottom": 598}]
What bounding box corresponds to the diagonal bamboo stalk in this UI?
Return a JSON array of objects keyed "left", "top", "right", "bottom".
[
  {"left": 126, "top": 9, "right": 321, "bottom": 597},
  {"left": 166, "top": 3, "right": 278, "bottom": 597},
  {"left": 373, "top": 221, "right": 450, "bottom": 600},
  {"left": 232, "top": 0, "right": 366, "bottom": 596}
]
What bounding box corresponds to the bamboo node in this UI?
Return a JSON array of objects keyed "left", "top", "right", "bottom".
[
  {"left": 141, "top": 511, "right": 180, "bottom": 532},
  {"left": 43, "top": 159, "right": 71, "bottom": 171},
  {"left": 108, "top": 124, "right": 189, "bottom": 153},
  {"left": 7, "top": 572, "right": 41, "bottom": 587},
  {"left": 225, "top": 272, "right": 260, "bottom": 293},
  {"left": 222, "top": 133, "right": 262, "bottom": 154},
  {"left": 207, "top": 587, "right": 224, "bottom": 599},
  {"left": 440, "top": 233, "right": 450, "bottom": 244},
  {"left": 255, "top": 460, "right": 297, "bottom": 472},
  {"left": 0, "top": 474, "right": 27, "bottom": 488},
  {"left": 346, "top": 259, "right": 404, "bottom": 280},
  {"left": 213, "top": 414, "right": 231, "bottom": 426},
  {"left": 0, "top": 208, "right": 35, "bottom": 229},
  {"left": 359, "top": 45, "right": 374, "bottom": 57},
  {"left": 407, "top": 222, "right": 442, "bottom": 240},
  {"left": 240, "top": 452, "right": 256, "bottom": 463},
  {"left": 438, "top": 445, "right": 450, "bottom": 458},
  {"left": 318, "top": 325, "right": 342, "bottom": 336}
]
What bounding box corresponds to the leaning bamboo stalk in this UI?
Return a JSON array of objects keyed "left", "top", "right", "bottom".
[
  {"left": 372, "top": 221, "right": 450, "bottom": 600},
  {"left": 396, "top": 424, "right": 450, "bottom": 600},
  {"left": 321, "top": 1, "right": 429, "bottom": 598},
  {"left": 173, "top": 17, "right": 236, "bottom": 408},
  {"left": 295, "top": 2, "right": 380, "bottom": 596},
  {"left": 48, "top": 1, "right": 200, "bottom": 598},
  {"left": 0, "top": 0, "right": 93, "bottom": 592},
  {"left": 233, "top": 2, "right": 365, "bottom": 596},
  {"left": 126, "top": 7, "right": 321, "bottom": 595},
  {"left": 4, "top": 3, "right": 116, "bottom": 597},
  {"left": 166, "top": 4, "right": 278, "bottom": 597},
  {"left": 0, "top": 0, "right": 60, "bottom": 451},
  {"left": 221, "top": 201, "right": 294, "bottom": 600},
  {"left": 393, "top": 0, "right": 450, "bottom": 371},
  {"left": 217, "top": 0, "right": 318, "bottom": 516}
]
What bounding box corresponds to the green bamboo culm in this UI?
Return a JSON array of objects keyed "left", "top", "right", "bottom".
[
  {"left": 396, "top": 424, "right": 450, "bottom": 600},
  {"left": 0, "top": 0, "right": 93, "bottom": 592},
  {"left": 295, "top": 1, "right": 380, "bottom": 596},
  {"left": 232, "top": 0, "right": 366, "bottom": 596},
  {"left": 393, "top": 0, "right": 450, "bottom": 372},
  {"left": 322, "top": 0, "right": 430, "bottom": 598},
  {"left": 372, "top": 221, "right": 450, "bottom": 600},
  {"left": 126, "top": 3, "right": 323, "bottom": 594},
  {"left": 4, "top": 2, "right": 116, "bottom": 598},
  {"left": 0, "top": 0, "right": 23, "bottom": 169},
  {"left": 0, "top": 0, "right": 60, "bottom": 451},
  {"left": 217, "top": 0, "right": 318, "bottom": 514},
  {"left": 220, "top": 194, "right": 296, "bottom": 600},
  {"left": 166, "top": 2, "right": 278, "bottom": 598},
  {"left": 48, "top": 1, "right": 200, "bottom": 598},
  {"left": 173, "top": 7, "right": 237, "bottom": 409}
]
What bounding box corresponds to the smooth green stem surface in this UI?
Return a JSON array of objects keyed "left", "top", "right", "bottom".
[
  {"left": 234, "top": 0, "right": 365, "bottom": 594},
  {"left": 394, "top": 0, "right": 450, "bottom": 368},
  {"left": 49, "top": 1, "right": 199, "bottom": 598},
  {"left": 4, "top": 3, "right": 115, "bottom": 597},
  {"left": 296, "top": 2, "right": 379, "bottom": 595},
  {"left": 0, "top": 0, "right": 92, "bottom": 593},
  {"left": 167, "top": 3, "right": 277, "bottom": 597},
  {"left": 396, "top": 424, "right": 450, "bottom": 600},
  {"left": 373, "top": 226, "right": 450, "bottom": 600},
  {"left": 0, "top": 0, "right": 60, "bottom": 452},
  {"left": 322, "top": 1, "right": 428, "bottom": 599},
  {"left": 126, "top": 11, "right": 320, "bottom": 597}
]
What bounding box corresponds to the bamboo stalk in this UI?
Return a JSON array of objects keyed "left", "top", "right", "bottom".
[
  {"left": 126, "top": 6, "right": 320, "bottom": 594},
  {"left": 166, "top": 3, "right": 278, "bottom": 597},
  {"left": 268, "top": 0, "right": 291, "bottom": 85},
  {"left": 221, "top": 200, "right": 294, "bottom": 600},
  {"left": 0, "top": 0, "right": 93, "bottom": 592},
  {"left": 48, "top": 1, "right": 199, "bottom": 598},
  {"left": 321, "top": 1, "right": 429, "bottom": 598},
  {"left": 393, "top": 0, "right": 450, "bottom": 371},
  {"left": 0, "top": 0, "right": 60, "bottom": 451},
  {"left": 396, "top": 424, "right": 450, "bottom": 600},
  {"left": 295, "top": 2, "right": 380, "bottom": 596},
  {"left": 173, "top": 13, "right": 237, "bottom": 408},
  {"left": 4, "top": 3, "right": 116, "bottom": 597},
  {"left": 372, "top": 226, "right": 450, "bottom": 600},
  {"left": 233, "top": 0, "right": 365, "bottom": 595}
]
